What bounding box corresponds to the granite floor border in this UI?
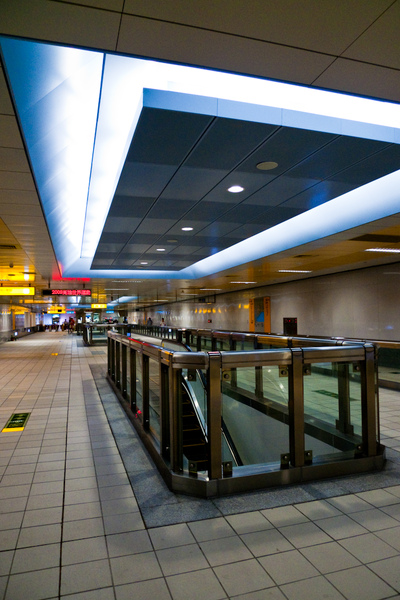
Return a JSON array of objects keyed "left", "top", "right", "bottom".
[{"left": 90, "top": 364, "right": 400, "bottom": 529}]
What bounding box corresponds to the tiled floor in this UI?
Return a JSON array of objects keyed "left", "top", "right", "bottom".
[{"left": 0, "top": 333, "right": 400, "bottom": 599}]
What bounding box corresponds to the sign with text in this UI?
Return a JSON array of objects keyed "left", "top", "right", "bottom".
[
  {"left": 0, "top": 287, "right": 34, "bottom": 296},
  {"left": 42, "top": 289, "right": 91, "bottom": 296}
]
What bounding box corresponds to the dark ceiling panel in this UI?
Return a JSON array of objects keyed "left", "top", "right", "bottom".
[
  {"left": 185, "top": 118, "right": 278, "bottom": 170},
  {"left": 93, "top": 100, "right": 400, "bottom": 272},
  {"left": 237, "top": 127, "right": 336, "bottom": 174},
  {"left": 125, "top": 107, "right": 214, "bottom": 165}
]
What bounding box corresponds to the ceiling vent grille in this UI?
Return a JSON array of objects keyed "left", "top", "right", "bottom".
[{"left": 0, "top": 244, "right": 17, "bottom": 250}]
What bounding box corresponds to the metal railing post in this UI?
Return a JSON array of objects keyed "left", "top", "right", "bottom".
[
  {"left": 142, "top": 354, "right": 150, "bottom": 431},
  {"left": 169, "top": 366, "right": 183, "bottom": 473},
  {"left": 121, "top": 343, "right": 127, "bottom": 398},
  {"left": 130, "top": 347, "right": 136, "bottom": 413},
  {"left": 207, "top": 352, "right": 222, "bottom": 480},
  {"left": 336, "top": 363, "right": 354, "bottom": 434},
  {"left": 289, "top": 348, "right": 305, "bottom": 467},
  {"left": 361, "top": 344, "right": 378, "bottom": 456}
]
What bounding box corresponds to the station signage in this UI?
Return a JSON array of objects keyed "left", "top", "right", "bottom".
[
  {"left": 42, "top": 289, "right": 91, "bottom": 296},
  {"left": 91, "top": 304, "right": 107, "bottom": 309},
  {"left": 0, "top": 287, "right": 35, "bottom": 296}
]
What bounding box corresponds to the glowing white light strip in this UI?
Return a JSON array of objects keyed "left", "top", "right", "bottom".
[
  {"left": 3, "top": 37, "right": 400, "bottom": 281},
  {"left": 365, "top": 248, "right": 400, "bottom": 253}
]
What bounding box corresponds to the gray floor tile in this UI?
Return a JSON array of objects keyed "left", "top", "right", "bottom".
[
  {"left": 61, "top": 559, "right": 113, "bottom": 595},
  {"left": 0, "top": 550, "right": 14, "bottom": 577},
  {"left": 199, "top": 536, "right": 252, "bottom": 567},
  {"left": 11, "top": 543, "right": 60, "bottom": 573},
  {"left": 115, "top": 578, "right": 172, "bottom": 600},
  {"left": 260, "top": 506, "right": 309, "bottom": 527},
  {"left": 17, "top": 523, "right": 62, "bottom": 548},
  {"left": 241, "top": 528, "right": 294, "bottom": 557},
  {"left": 327, "top": 565, "right": 397, "bottom": 600},
  {"left": 280, "top": 575, "right": 345, "bottom": 600},
  {"left": 349, "top": 508, "right": 400, "bottom": 531},
  {"left": 103, "top": 512, "right": 144, "bottom": 535},
  {"left": 63, "top": 501, "right": 102, "bottom": 521},
  {"left": 369, "top": 555, "right": 400, "bottom": 593},
  {"left": 110, "top": 552, "right": 162, "bottom": 585},
  {"left": 188, "top": 517, "right": 234, "bottom": 542},
  {"left": 258, "top": 549, "right": 319, "bottom": 584},
  {"left": 22, "top": 506, "right": 62, "bottom": 527},
  {"left": 62, "top": 536, "right": 108, "bottom": 565},
  {"left": 149, "top": 523, "right": 196, "bottom": 550},
  {"left": 167, "top": 568, "right": 227, "bottom": 600},
  {"left": 5, "top": 567, "right": 60, "bottom": 600},
  {"left": 225, "top": 511, "right": 273, "bottom": 534},
  {"left": 278, "top": 521, "right": 332, "bottom": 548},
  {"left": 339, "top": 532, "right": 399, "bottom": 562},
  {"left": 314, "top": 514, "right": 369, "bottom": 539},
  {"left": 214, "top": 558, "right": 275, "bottom": 597},
  {"left": 301, "top": 540, "right": 361, "bottom": 573},
  {"left": 106, "top": 530, "right": 152, "bottom": 558}
]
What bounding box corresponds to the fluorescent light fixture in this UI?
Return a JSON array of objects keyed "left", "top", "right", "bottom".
[
  {"left": 365, "top": 248, "right": 400, "bottom": 253},
  {"left": 3, "top": 37, "right": 400, "bottom": 281},
  {"left": 200, "top": 288, "right": 222, "bottom": 291},
  {"left": 140, "top": 262, "right": 148, "bottom": 265},
  {"left": 228, "top": 185, "right": 244, "bottom": 193},
  {"left": 279, "top": 269, "right": 312, "bottom": 273},
  {"left": 156, "top": 248, "right": 166, "bottom": 252},
  {"left": 230, "top": 281, "right": 257, "bottom": 284},
  {"left": 181, "top": 227, "right": 193, "bottom": 231}
]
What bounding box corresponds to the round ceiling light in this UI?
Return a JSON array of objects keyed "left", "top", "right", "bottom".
[
  {"left": 227, "top": 185, "right": 244, "bottom": 193},
  {"left": 256, "top": 161, "right": 278, "bottom": 171}
]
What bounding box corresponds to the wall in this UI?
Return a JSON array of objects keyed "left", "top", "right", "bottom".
[{"left": 130, "top": 263, "right": 400, "bottom": 341}]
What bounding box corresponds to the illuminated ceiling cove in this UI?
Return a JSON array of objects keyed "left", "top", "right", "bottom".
[{"left": 2, "top": 36, "right": 400, "bottom": 282}]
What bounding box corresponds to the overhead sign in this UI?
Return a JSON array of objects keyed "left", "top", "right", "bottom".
[
  {"left": 42, "top": 289, "right": 91, "bottom": 296},
  {"left": 47, "top": 307, "right": 66, "bottom": 314},
  {"left": 91, "top": 304, "right": 107, "bottom": 309},
  {"left": 0, "top": 287, "right": 35, "bottom": 296}
]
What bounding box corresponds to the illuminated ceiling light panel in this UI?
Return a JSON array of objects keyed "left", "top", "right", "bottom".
[
  {"left": 2, "top": 36, "right": 400, "bottom": 284},
  {"left": 228, "top": 185, "right": 245, "bottom": 193},
  {"left": 279, "top": 269, "right": 312, "bottom": 273},
  {"left": 365, "top": 248, "right": 400, "bottom": 253}
]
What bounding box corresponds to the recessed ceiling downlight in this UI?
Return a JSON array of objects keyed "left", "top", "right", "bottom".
[
  {"left": 228, "top": 185, "right": 244, "bottom": 193},
  {"left": 256, "top": 161, "right": 278, "bottom": 171}
]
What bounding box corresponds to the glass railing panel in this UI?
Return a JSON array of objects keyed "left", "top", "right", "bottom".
[
  {"left": 136, "top": 351, "right": 143, "bottom": 413},
  {"left": 201, "top": 337, "right": 213, "bottom": 351},
  {"left": 377, "top": 347, "right": 400, "bottom": 387},
  {"left": 182, "top": 369, "right": 207, "bottom": 427},
  {"left": 149, "top": 356, "right": 161, "bottom": 441},
  {"left": 126, "top": 348, "right": 131, "bottom": 401},
  {"left": 303, "top": 361, "right": 363, "bottom": 460},
  {"left": 222, "top": 365, "right": 289, "bottom": 467}
]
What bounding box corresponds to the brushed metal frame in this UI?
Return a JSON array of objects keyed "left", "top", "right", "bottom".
[{"left": 107, "top": 332, "right": 385, "bottom": 498}]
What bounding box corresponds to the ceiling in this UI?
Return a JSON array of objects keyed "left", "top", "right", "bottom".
[{"left": 1, "top": 1, "right": 400, "bottom": 312}]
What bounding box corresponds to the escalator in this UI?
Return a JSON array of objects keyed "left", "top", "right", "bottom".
[{"left": 162, "top": 338, "right": 242, "bottom": 472}]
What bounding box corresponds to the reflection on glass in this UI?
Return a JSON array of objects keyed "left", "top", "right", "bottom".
[
  {"left": 149, "top": 357, "right": 161, "bottom": 440},
  {"left": 303, "top": 361, "right": 362, "bottom": 460},
  {"left": 136, "top": 352, "right": 143, "bottom": 413},
  {"left": 222, "top": 365, "right": 289, "bottom": 467}
]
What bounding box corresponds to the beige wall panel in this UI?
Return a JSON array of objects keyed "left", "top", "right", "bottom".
[
  {"left": 0, "top": 115, "right": 23, "bottom": 149},
  {"left": 0, "top": 172, "right": 35, "bottom": 192},
  {"left": 123, "top": 0, "right": 393, "bottom": 56},
  {"left": 0, "top": 67, "right": 14, "bottom": 115},
  {"left": 0, "top": 190, "right": 40, "bottom": 206},
  {"left": 343, "top": 1, "right": 400, "bottom": 69},
  {"left": 313, "top": 58, "right": 400, "bottom": 102},
  {"left": 0, "top": 148, "right": 30, "bottom": 172},
  {"left": 0, "top": 0, "right": 121, "bottom": 51},
  {"left": 118, "top": 14, "right": 334, "bottom": 84}
]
